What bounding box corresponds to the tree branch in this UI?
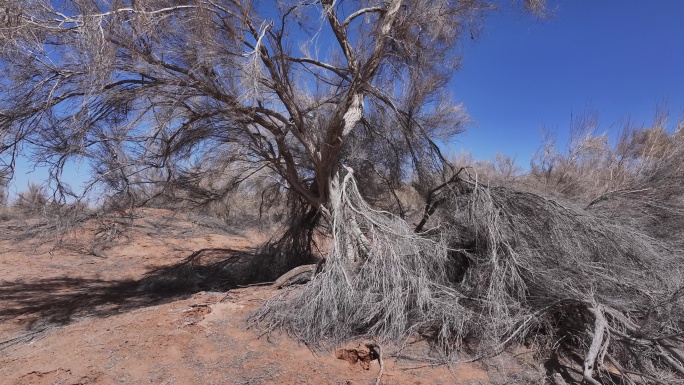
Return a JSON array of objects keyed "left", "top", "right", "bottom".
[{"left": 342, "top": 6, "right": 384, "bottom": 28}]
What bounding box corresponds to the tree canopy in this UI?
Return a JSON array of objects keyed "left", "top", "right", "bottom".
[{"left": 0, "top": 0, "right": 544, "bottom": 209}]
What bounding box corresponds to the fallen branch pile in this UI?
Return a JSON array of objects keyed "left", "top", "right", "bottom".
[{"left": 255, "top": 168, "right": 684, "bottom": 384}]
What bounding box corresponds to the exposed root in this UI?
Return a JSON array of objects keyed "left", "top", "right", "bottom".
[
  {"left": 368, "top": 342, "right": 384, "bottom": 385},
  {"left": 583, "top": 305, "right": 607, "bottom": 385},
  {"left": 272, "top": 264, "right": 316, "bottom": 289}
]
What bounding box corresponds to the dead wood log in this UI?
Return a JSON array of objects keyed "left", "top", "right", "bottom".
[
  {"left": 658, "top": 345, "right": 684, "bottom": 377},
  {"left": 272, "top": 264, "right": 316, "bottom": 289}
]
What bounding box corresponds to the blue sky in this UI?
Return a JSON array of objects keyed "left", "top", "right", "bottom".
[
  {"left": 7, "top": 0, "right": 684, "bottom": 198},
  {"left": 450, "top": 0, "right": 684, "bottom": 164}
]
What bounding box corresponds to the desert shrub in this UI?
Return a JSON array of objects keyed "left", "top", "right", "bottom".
[
  {"left": 13, "top": 182, "right": 50, "bottom": 215},
  {"left": 11, "top": 182, "right": 91, "bottom": 219},
  {"left": 0, "top": 180, "right": 93, "bottom": 244},
  {"left": 529, "top": 111, "right": 618, "bottom": 200},
  {"left": 528, "top": 110, "right": 684, "bottom": 247},
  {"left": 587, "top": 126, "right": 684, "bottom": 251},
  {"left": 0, "top": 185, "right": 6, "bottom": 206},
  {"left": 450, "top": 173, "right": 684, "bottom": 383},
  {"left": 97, "top": 162, "right": 287, "bottom": 230},
  {"left": 0, "top": 206, "right": 17, "bottom": 221},
  {"left": 530, "top": 110, "right": 684, "bottom": 204},
  {"left": 451, "top": 152, "right": 524, "bottom": 188},
  {"left": 256, "top": 164, "right": 684, "bottom": 384},
  {"left": 196, "top": 176, "right": 287, "bottom": 230}
]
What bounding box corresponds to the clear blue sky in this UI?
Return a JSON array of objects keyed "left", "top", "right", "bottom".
[
  {"left": 450, "top": 0, "right": 684, "bottom": 165},
  {"left": 8, "top": 0, "right": 684, "bottom": 198}
]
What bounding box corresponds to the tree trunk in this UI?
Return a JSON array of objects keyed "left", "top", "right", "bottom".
[{"left": 260, "top": 89, "right": 365, "bottom": 278}]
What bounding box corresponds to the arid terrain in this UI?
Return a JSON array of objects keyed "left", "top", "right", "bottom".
[{"left": 0, "top": 209, "right": 548, "bottom": 385}]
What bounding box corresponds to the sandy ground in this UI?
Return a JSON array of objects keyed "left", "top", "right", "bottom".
[{"left": 0, "top": 209, "right": 542, "bottom": 385}]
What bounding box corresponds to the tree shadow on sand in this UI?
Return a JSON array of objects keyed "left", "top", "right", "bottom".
[{"left": 0, "top": 248, "right": 268, "bottom": 334}]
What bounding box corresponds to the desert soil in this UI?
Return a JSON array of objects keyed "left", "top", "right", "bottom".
[{"left": 0, "top": 209, "right": 539, "bottom": 385}]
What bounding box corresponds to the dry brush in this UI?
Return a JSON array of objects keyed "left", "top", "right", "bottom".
[{"left": 256, "top": 165, "right": 684, "bottom": 384}]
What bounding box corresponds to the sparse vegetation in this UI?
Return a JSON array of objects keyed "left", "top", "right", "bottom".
[
  {"left": 1, "top": 1, "right": 683, "bottom": 384},
  {"left": 256, "top": 114, "right": 684, "bottom": 384},
  {"left": 13, "top": 182, "right": 49, "bottom": 215}
]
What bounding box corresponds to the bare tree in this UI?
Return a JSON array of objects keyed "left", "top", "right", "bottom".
[{"left": 0, "top": 0, "right": 546, "bottom": 269}]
